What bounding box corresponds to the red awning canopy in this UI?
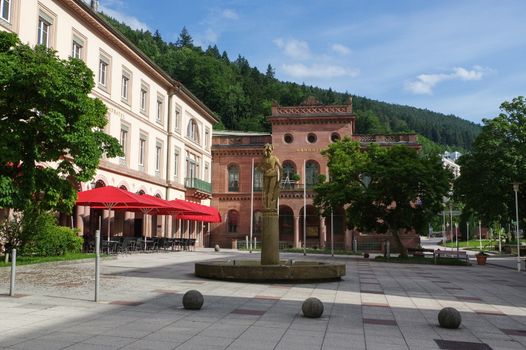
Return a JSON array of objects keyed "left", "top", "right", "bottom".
[
  {"left": 170, "top": 200, "right": 222, "bottom": 223},
  {"left": 76, "top": 186, "right": 161, "bottom": 209}
]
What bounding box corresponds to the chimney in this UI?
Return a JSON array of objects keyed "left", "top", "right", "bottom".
[{"left": 90, "top": 0, "right": 99, "bottom": 12}]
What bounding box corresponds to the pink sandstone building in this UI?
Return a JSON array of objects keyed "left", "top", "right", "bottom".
[{"left": 210, "top": 98, "right": 421, "bottom": 250}]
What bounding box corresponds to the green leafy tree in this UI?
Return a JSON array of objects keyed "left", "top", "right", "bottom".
[
  {"left": 314, "top": 139, "right": 452, "bottom": 256},
  {"left": 455, "top": 96, "right": 526, "bottom": 226},
  {"left": 0, "top": 32, "right": 122, "bottom": 213}
]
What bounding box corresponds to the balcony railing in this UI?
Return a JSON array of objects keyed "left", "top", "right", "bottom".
[{"left": 185, "top": 177, "right": 212, "bottom": 193}]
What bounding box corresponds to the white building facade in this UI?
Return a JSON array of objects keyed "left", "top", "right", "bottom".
[{"left": 1, "top": 0, "right": 218, "bottom": 244}]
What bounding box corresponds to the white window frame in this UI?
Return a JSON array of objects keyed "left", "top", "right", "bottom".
[
  {"left": 186, "top": 118, "right": 200, "bottom": 144},
  {"left": 155, "top": 142, "right": 163, "bottom": 174},
  {"left": 156, "top": 94, "right": 164, "bottom": 124},
  {"left": 140, "top": 81, "right": 149, "bottom": 116},
  {"left": 119, "top": 125, "right": 129, "bottom": 164},
  {"left": 174, "top": 104, "right": 181, "bottom": 132},
  {"left": 98, "top": 52, "right": 111, "bottom": 91},
  {"left": 37, "top": 16, "right": 50, "bottom": 47},
  {"left": 72, "top": 40, "right": 82, "bottom": 59},
  {"left": 138, "top": 137, "right": 146, "bottom": 166},
  {"left": 1, "top": 0, "right": 11, "bottom": 23},
  {"left": 174, "top": 146, "right": 180, "bottom": 179}
]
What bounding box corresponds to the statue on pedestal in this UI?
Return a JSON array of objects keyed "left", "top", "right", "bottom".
[{"left": 258, "top": 144, "right": 282, "bottom": 211}]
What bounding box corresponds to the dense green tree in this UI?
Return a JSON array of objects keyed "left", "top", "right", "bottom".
[
  {"left": 0, "top": 32, "right": 122, "bottom": 213},
  {"left": 176, "top": 26, "right": 193, "bottom": 48},
  {"left": 455, "top": 96, "right": 526, "bottom": 227},
  {"left": 314, "top": 139, "right": 452, "bottom": 256}
]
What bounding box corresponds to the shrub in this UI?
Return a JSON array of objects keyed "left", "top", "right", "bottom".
[
  {"left": 30, "top": 226, "right": 82, "bottom": 256},
  {"left": 20, "top": 208, "right": 82, "bottom": 256}
]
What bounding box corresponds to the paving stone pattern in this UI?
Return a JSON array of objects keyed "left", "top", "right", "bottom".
[{"left": 1, "top": 250, "right": 526, "bottom": 349}]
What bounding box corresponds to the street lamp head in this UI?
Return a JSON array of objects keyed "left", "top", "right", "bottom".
[{"left": 512, "top": 182, "right": 520, "bottom": 192}]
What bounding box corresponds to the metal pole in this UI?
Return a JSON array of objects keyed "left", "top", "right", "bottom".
[
  {"left": 9, "top": 248, "right": 16, "bottom": 297},
  {"left": 513, "top": 184, "right": 521, "bottom": 272},
  {"left": 250, "top": 158, "right": 254, "bottom": 253},
  {"left": 449, "top": 202, "right": 453, "bottom": 244},
  {"left": 466, "top": 222, "right": 469, "bottom": 248},
  {"left": 107, "top": 208, "right": 111, "bottom": 255},
  {"left": 303, "top": 159, "right": 306, "bottom": 256},
  {"left": 331, "top": 209, "right": 334, "bottom": 257},
  {"left": 479, "top": 220, "right": 482, "bottom": 251},
  {"left": 95, "top": 229, "right": 100, "bottom": 302}
]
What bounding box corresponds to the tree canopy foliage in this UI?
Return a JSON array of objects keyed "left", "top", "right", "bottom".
[
  {"left": 314, "top": 139, "right": 452, "bottom": 256},
  {"left": 455, "top": 96, "right": 526, "bottom": 226},
  {"left": 102, "top": 16, "right": 481, "bottom": 149},
  {"left": 0, "top": 32, "right": 122, "bottom": 213}
]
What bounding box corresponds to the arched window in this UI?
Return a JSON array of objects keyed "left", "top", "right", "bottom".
[
  {"left": 280, "top": 160, "right": 296, "bottom": 189},
  {"left": 186, "top": 119, "right": 200, "bottom": 143},
  {"left": 253, "top": 167, "right": 263, "bottom": 192},
  {"left": 306, "top": 160, "right": 320, "bottom": 188},
  {"left": 228, "top": 210, "right": 238, "bottom": 233},
  {"left": 228, "top": 164, "right": 239, "bottom": 192},
  {"left": 95, "top": 180, "right": 106, "bottom": 188}
]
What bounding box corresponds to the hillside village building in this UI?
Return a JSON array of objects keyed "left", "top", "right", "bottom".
[
  {"left": 210, "top": 98, "right": 422, "bottom": 250},
  {"left": 1, "top": 0, "right": 218, "bottom": 246}
]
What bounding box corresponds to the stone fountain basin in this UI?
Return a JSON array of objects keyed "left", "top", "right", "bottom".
[{"left": 195, "top": 260, "right": 346, "bottom": 282}]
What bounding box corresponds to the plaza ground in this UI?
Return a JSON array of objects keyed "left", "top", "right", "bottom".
[{"left": 1, "top": 249, "right": 525, "bottom": 350}]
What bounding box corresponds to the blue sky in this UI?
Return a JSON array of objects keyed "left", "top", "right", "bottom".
[{"left": 98, "top": 0, "right": 526, "bottom": 124}]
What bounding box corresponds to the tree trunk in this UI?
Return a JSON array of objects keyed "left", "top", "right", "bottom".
[{"left": 391, "top": 229, "right": 408, "bottom": 258}]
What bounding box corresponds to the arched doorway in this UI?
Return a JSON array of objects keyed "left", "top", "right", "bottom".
[
  {"left": 279, "top": 205, "right": 294, "bottom": 246},
  {"left": 300, "top": 205, "right": 320, "bottom": 248}
]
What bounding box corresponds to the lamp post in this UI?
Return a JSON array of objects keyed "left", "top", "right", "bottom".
[{"left": 513, "top": 183, "right": 521, "bottom": 272}]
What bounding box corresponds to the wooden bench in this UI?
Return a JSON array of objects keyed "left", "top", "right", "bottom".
[{"left": 433, "top": 249, "right": 469, "bottom": 263}]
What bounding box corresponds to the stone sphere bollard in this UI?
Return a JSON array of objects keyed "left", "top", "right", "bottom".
[
  {"left": 183, "top": 290, "right": 204, "bottom": 310},
  {"left": 438, "top": 307, "right": 462, "bottom": 329},
  {"left": 214, "top": 244, "right": 220, "bottom": 252},
  {"left": 302, "top": 297, "right": 324, "bottom": 318}
]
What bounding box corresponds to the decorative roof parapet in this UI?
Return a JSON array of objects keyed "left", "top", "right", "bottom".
[{"left": 271, "top": 96, "right": 353, "bottom": 117}]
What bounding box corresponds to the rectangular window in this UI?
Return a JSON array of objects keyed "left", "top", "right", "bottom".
[
  {"left": 138, "top": 138, "right": 146, "bottom": 166},
  {"left": 72, "top": 40, "right": 82, "bottom": 59},
  {"left": 156, "top": 97, "right": 163, "bottom": 124},
  {"left": 155, "top": 143, "right": 162, "bottom": 173},
  {"left": 99, "top": 60, "right": 108, "bottom": 87},
  {"left": 174, "top": 104, "right": 181, "bottom": 132},
  {"left": 1, "top": 0, "right": 11, "bottom": 22},
  {"left": 121, "top": 75, "right": 129, "bottom": 100},
  {"left": 119, "top": 128, "right": 128, "bottom": 160},
  {"left": 174, "top": 147, "right": 180, "bottom": 178},
  {"left": 140, "top": 82, "right": 149, "bottom": 115},
  {"left": 205, "top": 128, "right": 210, "bottom": 149},
  {"left": 140, "top": 89, "right": 147, "bottom": 111},
  {"left": 37, "top": 17, "right": 50, "bottom": 47}
]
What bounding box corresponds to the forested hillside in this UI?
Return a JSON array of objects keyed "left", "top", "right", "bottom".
[{"left": 102, "top": 15, "right": 481, "bottom": 150}]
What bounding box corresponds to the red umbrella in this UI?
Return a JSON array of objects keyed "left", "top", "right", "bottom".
[
  {"left": 76, "top": 186, "right": 164, "bottom": 253},
  {"left": 171, "top": 200, "right": 222, "bottom": 223}
]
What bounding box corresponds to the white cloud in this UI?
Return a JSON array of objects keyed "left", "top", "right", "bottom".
[
  {"left": 222, "top": 9, "right": 239, "bottom": 20},
  {"left": 205, "top": 29, "right": 219, "bottom": 44},
  {"left": 281, "top": 63, "right": 359, "bottom": 79},
  {"left": 274, "top": 38, "right": 311, "bottom": 60},
  {"left": 331, "top": 43, "right": 351, "bottom": 55},
  {"left": 100, "top": 5, "right": 149, "bottom": 31},
  {"left": 405, "top": 66, "right": 487, "bottom": 95}
]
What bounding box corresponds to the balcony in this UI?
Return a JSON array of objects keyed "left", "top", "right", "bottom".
[{"left": 185, "top": 177, "right": 212, "bottom": 193}]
